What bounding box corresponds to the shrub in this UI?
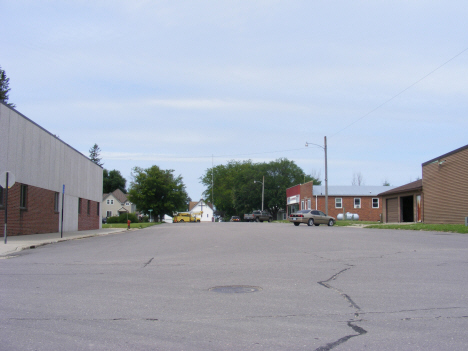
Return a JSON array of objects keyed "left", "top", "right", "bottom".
[{"left": 106, "top": 213, "right": 138, "bottom": 224}]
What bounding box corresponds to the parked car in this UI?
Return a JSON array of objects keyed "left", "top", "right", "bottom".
[
  {"left": 230, "top": 216, "right": 240, "bottom": 222},
  {"left": 244, "top": 210, "right": 273, "bottom": 222},
  {"left": 288, "top": 209, "right": 335, "bottom": 227}
]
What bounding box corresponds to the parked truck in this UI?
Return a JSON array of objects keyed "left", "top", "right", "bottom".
[{"left": 244, "top": 210, "right": 273, "bottom": 222}]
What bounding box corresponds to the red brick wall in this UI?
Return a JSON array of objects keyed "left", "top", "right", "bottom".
[
  {"left": 78, "top": 198, "right": 100, "bottom": 231},
  {"left": 300, "top": 182, "right": 313, "bottom": 210},
  {"left": 0, "top": 183, "right": 60, "bottom": 236},
  {"left": 316, "top": 196, "right": 383, "bottom": 221}
]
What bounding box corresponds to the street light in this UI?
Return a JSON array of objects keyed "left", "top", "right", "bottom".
[
  {"left": 254, "top": 176, "right": 265, "bottom": 212},
  {"left": 305, "top": 136, "right": 328, "bottom": 216}
]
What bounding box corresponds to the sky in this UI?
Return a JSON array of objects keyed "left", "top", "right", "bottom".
[{"left": 2, "top": 1, "right": 467, "bottom": 201}]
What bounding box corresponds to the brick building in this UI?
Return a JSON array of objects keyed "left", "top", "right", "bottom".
[
  {"left": 286, "top": 183, "right": 395, "bottom": 221},
  {"left": 0, "top": 103, "right": 102, "bottom": 236}
]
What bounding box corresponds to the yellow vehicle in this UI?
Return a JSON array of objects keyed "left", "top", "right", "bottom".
[{"left": 173, "top": 211, "right": 203, "bottom": 223}]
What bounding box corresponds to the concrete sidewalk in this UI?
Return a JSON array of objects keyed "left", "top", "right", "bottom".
[{"left": 0, "top": 228, "right": 127, "bottom": 257}]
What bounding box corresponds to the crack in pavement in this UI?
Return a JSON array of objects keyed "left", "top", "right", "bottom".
[
  {"left": 315, "top": 265, "right": 367, "bottom": 351},
  {"left": 143, "top": 257, "right": 154, "bottom": 268}
]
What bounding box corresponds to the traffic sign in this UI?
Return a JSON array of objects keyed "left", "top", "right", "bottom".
[{"left": 0, "top": 171, "right": 15, "bottom": 189}]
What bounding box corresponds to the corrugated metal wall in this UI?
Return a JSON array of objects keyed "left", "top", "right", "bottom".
[{"left": 423, "top": 147, "right": 468, "bottom": 224}]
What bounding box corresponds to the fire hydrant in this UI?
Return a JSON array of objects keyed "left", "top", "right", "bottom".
[{"left": 127, "top": 219, "right": 131, "bottom": 230}]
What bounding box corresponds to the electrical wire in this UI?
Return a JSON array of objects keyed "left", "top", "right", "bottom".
[{"left": 330, "top": 46, "right": 468, "bottom": 137}]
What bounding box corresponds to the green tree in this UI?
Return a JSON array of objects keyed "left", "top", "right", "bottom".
[
  {"left": 128, "top": 165, "right": 189, "bottom": 221},
  {"left": 89, "top": 143, "right": 103, "bottom": 167},
  {"left": 0, "top": 66, "right": 16, "bottom": 108},
  {"left": 201, "top": 158, "right": 319, "bottom": 219},
  {"left": 103, "top": 169, "right": 127, "bottom": 193}
]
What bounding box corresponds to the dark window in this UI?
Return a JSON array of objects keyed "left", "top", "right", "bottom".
[
  {"left": 20, "top": 185, "right": 27, "bottom": 209},
  {"left": 0, "top": 186, "right": 3, "bottom": 207},
  {"left": 78, "top": 198, "right": 82, "bottom": 214},
  {"left": 335, "top": 198, "right": 342, "bottom": 209},
  {"left": 87, "top": 200, "right": 91, "bottom": 215},
  {"left": 354, "top": 198, "right": 361, "bottom": 209},
  {"left": 372, "top": 198, "right": 379, "bottom": 208},
  {"left": 97, "top": 202, "right": 100, "bottom": 216},
  {"left": 54, "top": 192, "right": 59, "bottom": 212}
]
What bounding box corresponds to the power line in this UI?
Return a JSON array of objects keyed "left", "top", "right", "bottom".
[{"left": 330, "top": 46, "right": 468, "bottom": 137}]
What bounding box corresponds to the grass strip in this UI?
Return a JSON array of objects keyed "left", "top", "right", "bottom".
[
  {"left": 365, "top": 223, "right": 468, "bottom": 234},
  {"left": 102, "top": 223, "right": 161, "bottom": 229}
]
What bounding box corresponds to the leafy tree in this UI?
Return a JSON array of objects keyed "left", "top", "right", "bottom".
[
  {"left": 201, "top": 158, "right": 319, "bottom": 219},
  {"left": 89, "top": 143, "right": 103, "bottom": 167},
  {"left": 103, "top": 169, "right": 127, "bottom": 193},
  {"left": 0, "top": 66, "right": 15, "bottom": 108},
  {"left": 128, "top": 165, "right": 189, "bottom": 221}
]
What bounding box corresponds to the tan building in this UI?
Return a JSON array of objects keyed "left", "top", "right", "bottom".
[
  {"left": 379, "top": 180, "right": 423, "bottom": 223},
  {"left": 422, "top": 144, "right": 468, "bottom": 224},
  {"left": 380, "top": 144, "right": 468, "bottom": 224},
  {"left": 102, "top": 189, "right": 136, "bottom": 218}
]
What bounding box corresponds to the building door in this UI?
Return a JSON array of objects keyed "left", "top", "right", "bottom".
[
  {"left": 386, "top": 198, "right": 398, "bottom": 222},
  {"left": 400, "top": 196, "right": 414, "bottom": 222}
]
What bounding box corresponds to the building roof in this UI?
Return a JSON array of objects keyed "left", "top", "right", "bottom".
[
  {"left": 189, "top": 200, "right": 213, "bottom": 211},
  {"left": 102, "top": 188, "right": 128, "bottom": 203},
  {"left": 313, "top": 185, "right": 397, "bottom": 196},
  {"left": 378, "top": 179, "right": 423, "bottom": 196},
  {"left": 422, "top": 144, "right": 468, "bottom": 166}
]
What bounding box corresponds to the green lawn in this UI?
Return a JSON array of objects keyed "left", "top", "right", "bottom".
[
  {"left": 365, "top": 222, "right": 468, "bottom": 234},
  {"left": 275, "top": 219, "right": 468, "bottom": 234},
  {"left": 102, "top": 222, "right": 162, "bottom": 229}
]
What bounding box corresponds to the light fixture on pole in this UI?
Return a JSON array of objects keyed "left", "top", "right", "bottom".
[
  {"left": 305, "top": 136, "right": 328, "bottom": 215},
  {"left": 253, "top": 176, "right": 265, "bottom": 211}
]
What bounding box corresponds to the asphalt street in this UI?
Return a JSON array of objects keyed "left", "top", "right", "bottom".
[{"left": 1, "top": 223, "right": 467, "bottom": 350}]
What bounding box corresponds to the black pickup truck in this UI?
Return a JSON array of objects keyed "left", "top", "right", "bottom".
[{"left": 244, "top": 210, "right": 273, "bottom": 222}]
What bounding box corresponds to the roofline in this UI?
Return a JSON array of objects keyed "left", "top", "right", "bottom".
[
  {"left": 1, "top": 102, "right": 103, "bottom": 169},
  {"left": 422, "top": 144, "right": 468, "bottom": 166}
]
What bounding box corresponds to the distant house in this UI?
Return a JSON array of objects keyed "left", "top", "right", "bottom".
[
  {"left": 189, "top": 199, "right": 214, "bottom": 222},
  {"left": 286, "top": 182, "right": 396, "bottom": 221},
  {"left": 102, "top": 189, "right": 136, "bottom": 218}
]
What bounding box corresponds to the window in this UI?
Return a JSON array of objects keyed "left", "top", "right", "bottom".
[
  {"left": 87, "top": 200, "right": 91, "bottom": 215},
  {"left": 307, "top": 199, "right": 311, "bottom": 210},
  {"left": 20, "top": 184, "right": 27, "bottom": 209},
  {"left": 335, "top": 198, "right": 342, "bottom": 209},
  {"left": 106, "top": 199, "right": 110, "bottom": 205},
  {"left": 78, "top": 198, "right": 82, "bottom": 214},
  {"left": 125, "top": 202, "right": 130, "bottom": 206},
  {"left": 372, "top": 198, "right": 379, "bottom": 208},
  {"left": 97, "top": 202, "right": 100, "bottom": 216},
  {"left": 106, "top": 210, "right": 112, "bottom": 217},
  {"left": 54, "top": 192, "right": 59, "bottom": 212},
  {"left": 301, "top": 200, "right": 304, "bottom": 210},
  {"left": 111, "top": 199, "right": 114, "bottom": 205},
  {"left": 0, "top": 186, "right": 3, "bottom": 207},
  {"left": 354, "top": 198, "right": 361, "bottom": 209}
]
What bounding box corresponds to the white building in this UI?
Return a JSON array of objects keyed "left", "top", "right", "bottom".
[
  {"left": 189, "top": 199, "right": 214, "bottom": 222},
  {"left": 0, "top": 103, "right": 103, "bottom": 235}
]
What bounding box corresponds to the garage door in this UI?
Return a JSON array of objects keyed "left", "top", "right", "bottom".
[{"left": 386, "top": 198, "right": 398, "bottom": 223}]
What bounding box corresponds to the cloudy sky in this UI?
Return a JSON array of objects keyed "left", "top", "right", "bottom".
[{"left": 2, "top": 1, "right": 467, "bottom": 200}]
